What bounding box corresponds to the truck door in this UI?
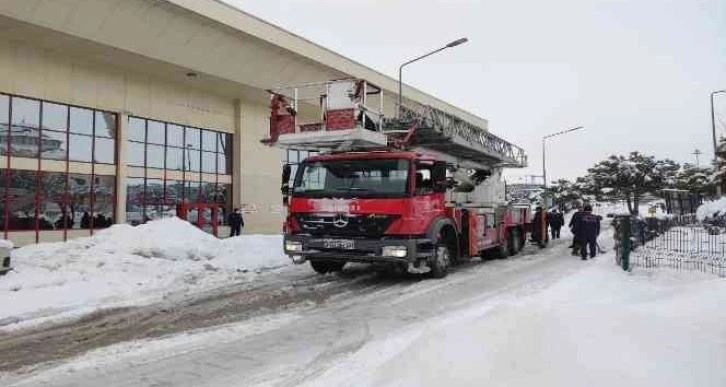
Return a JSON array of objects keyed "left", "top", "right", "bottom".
[
  {"left": 480, "top": 211, "right": 498, "bottom": 250},
  {"left": 463, "top": 209, "right": 486, "bottom": 256},
  {"left": 411, "top": 160, "right": 445, "bottom": 230}
]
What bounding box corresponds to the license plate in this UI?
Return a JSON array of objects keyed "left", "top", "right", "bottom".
[{"left": 321, "top": 239, "right": 355, "bottom": 249}]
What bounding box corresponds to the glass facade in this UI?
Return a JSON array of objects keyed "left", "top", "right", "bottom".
[
  {"left": 125, "top": 116, "right": 233, "bottom": 226},
  {"left": 127, "top": 117, "right": 231, "bottom": 173},
  {"left": 0, "top": 93, "right": 117, "bottom": 238},
  {"left": 0, "top": 92, "right": 238, "bottom": 242},
  {"left": 0, "top": 94, "right": 116, "bottom": 163},
  {"left": 0, "top": 169, "right": 116, "bottom": 231}
]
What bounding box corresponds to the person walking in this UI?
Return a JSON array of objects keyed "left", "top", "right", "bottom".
[
  {"left": 549, "top": 209, "right": 564, "bottom": 239},
  {"left": 80, "top": 212, "right": 91, "bottom": 229},
  {"left": 531, "top": 206, "right": 548, "bottom": 247},
  {"left": 228, "top": 208, "right": 244, "bottom": 237},
  {"left": 568, "top": 204, "right": 584, "bottom": 255},
  {"left": 574, "top": 204, "right": 600, "bottom": 260}
]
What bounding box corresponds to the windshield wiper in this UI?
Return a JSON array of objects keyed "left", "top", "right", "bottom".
[{"left": 334, "top": 187, "right": 370, "bottom": 192}]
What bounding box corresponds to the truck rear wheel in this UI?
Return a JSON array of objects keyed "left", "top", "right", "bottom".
[
  {"left": 495, "top": 242, "right": 509, "bottom": 259},
  {"left": 508, "top": 229, "right": 522, "bottom": 256},
  {"left": 429, "top": 243, "right": 450, "bottom": 279},
  {"left": 492, "top": 233, "right": 510, "bottom": 259},
  {"left": 310, "top": 260, "right": 345, "bottom": 274}
]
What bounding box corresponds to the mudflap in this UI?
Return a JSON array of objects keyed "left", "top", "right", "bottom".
[
  {"left": 0, "top": 256, "right": 11, "bottom": 276},
  {"left": 290, "top": 255, "right": 307, "bottom": 264},
  {"left": 407, "top": 260, "right": 432, "bottom": 274}
]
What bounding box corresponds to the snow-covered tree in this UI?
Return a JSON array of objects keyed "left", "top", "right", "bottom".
[
  {"left": 544, "top": 179, "right": 583, "bottom": 207},
  {"left": 582, "top": 152, "right": 680, "bottom": 214},
  {"left": 674, "top": 163, "right": 717, "bottom": 197}
]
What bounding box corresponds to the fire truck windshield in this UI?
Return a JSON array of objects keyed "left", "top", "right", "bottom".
[{"left": 292, "top": 159, "right": 410, "bottom": 198}]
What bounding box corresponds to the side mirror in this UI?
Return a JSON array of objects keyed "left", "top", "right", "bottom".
[
  {"left": 282, "top": 164, "right": 292, "bottom": 184},
  {"left": 433, "top": 161, "right": 449, "bottom": 193},
  {"left": 281, "top": 164, "right": 292, "bottom": 204}
]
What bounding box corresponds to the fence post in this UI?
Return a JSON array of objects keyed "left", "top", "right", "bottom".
[{"left": 620, "top": 215, "right": 631, "bottom": 271}]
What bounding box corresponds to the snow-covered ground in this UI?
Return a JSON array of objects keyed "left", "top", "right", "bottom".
[
  {"left": 305, "top": 252, "right": 726, "bottom": 387},
  {"left": 5, "top": 232, "right": 726, "bottom": 387},
  {"left": 697, "top": 196, "right": 726, "bottom": 221},
  {"left": 0, "top": 218, "right": 289, "bottom": 330}
]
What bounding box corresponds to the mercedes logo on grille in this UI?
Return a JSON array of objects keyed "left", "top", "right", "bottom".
[{"left": 332, "top": 214, "right": 349, "bottom": 228}]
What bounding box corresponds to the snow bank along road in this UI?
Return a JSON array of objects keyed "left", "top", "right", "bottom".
[
  {"left": 6, "top": 232, "right": 726, "bottom": 387},
  {"left": 1, "top": 236, "right": 581, "bottom": 386}
]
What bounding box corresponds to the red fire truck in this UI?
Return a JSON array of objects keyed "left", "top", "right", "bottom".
[{"left": 263, "top": 79, "right": 545, "bottom": 278}]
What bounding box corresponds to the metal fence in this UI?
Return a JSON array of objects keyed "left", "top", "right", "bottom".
[{"left": 614, "top": 215, "right": 726, "bottom": 277}]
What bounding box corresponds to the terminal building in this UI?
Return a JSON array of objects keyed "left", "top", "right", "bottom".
[{"left": 0, "top": 0, "right": 492, "bottom": 246}]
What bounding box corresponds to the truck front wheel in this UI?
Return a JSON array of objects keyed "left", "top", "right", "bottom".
[
  {"left": 429, "top": 243, "right": 450, "bottom": 279},
  {"left": 310, "top": 260, "right": 345, "bottom": 274}
]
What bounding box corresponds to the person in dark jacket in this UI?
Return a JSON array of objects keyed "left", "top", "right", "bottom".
[
  {"left": 549, "top": 209, "right": 564, "bottom": 239},
  {"left": 531, "top": 206, "right": 549, "bottom": 247},
  {"left": 228, "top": 208, "right": 244, "bottom": 237},
  {"left": 80, "top": 212, "right": 91, "bottom": 229},
  {"left": 55, "top": 213, "right": 74, "bottom": 230},
  {"left": 95, "top": 213, "right": 108, "bottom": 228},
  {"left": 568, "top": 204, "right": 584, "bottom": 254},
  {"left": 574, "top": 204, "right": 600, "bottom": 260}
]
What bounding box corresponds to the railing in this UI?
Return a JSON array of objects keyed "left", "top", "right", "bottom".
[
  {"left": 614, "top": 214, "right": 726, "bottom": 277},
  {"left": 269, "top": 79, "right": 385, "bottom": 135},
  {"left": 393, "top": 104, "right": 527, "bottom": 167},
  {"left": 266, "top": 78, "right": 527, "bottom": 167}
]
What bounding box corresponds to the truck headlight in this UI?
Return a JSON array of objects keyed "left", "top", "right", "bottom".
[
  {"left": 382, "top": 246, "right": 407, "bottom": 258},
  {"left": 285, "top": 241, "right": 303, "bottom": 253}
]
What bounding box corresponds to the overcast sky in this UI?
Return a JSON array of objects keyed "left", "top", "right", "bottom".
[{"left": 225, "top": 0, "right": 726, "bottom": 184}]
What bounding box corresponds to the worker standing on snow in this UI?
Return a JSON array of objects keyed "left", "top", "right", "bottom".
[
  {"left": 549, "top": 209, "right": 564, "bottom": 239},
  {"left": 228, "top": 208, "right": 244, "bottom": 237},
  {"left": 574, "top": 204, "right": 600, "bottom": 260},
  {"left": 568, "top": 203, "right": 584, "bottom": 255},
  {"left": 531, "top": 206, "right": 548, "bottom": 247}
]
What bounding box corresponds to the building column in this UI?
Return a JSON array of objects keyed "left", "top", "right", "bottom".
[
  {"left": 234, "top": 99, "right": 285, "bottom": 233},
  {"left": 233, "top": 99, "right": 243, "bottom": 210},
  {"left": 115, "top": 111, "right": 129, "bottom": 223}
]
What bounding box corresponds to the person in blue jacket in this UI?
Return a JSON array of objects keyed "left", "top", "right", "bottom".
[{"left": 574, "top": 204, "right": 600, "bottom": 260}]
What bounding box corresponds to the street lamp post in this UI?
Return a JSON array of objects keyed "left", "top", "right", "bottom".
[
  {"left": 692, "top": 149, "right": 702, "bottom": 166},
  {"left": 542, "top": 126, "right": 584, "bottom": 187},
  {"left": 397, "top": 38, "right": 468, "bottom": 118},
  {"left": 711, "top": 90, "right": 726, "bottom": 162}
]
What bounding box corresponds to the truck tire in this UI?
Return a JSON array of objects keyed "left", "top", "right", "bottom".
[
  {"left": 429, "top": 243, "right": 450, "bottom": 278},
  {"left": 491, "top": 232, "right": 510, "bottom": 259},
  {"left": 508, "top": 229, "right": 522, "bottom": 256},
  {"left": 495, "top": 242, "right": 509, "bottom": 259},
  {"left": 310, "top": 260, "right": 345, "bottom": 274}
]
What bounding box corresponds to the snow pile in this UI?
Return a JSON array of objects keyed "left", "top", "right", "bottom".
[
  {"left": 304, "top": 252, "right": 726, "bottom": 387},
  {"left": 696, "top": 197, "right": 726, "bottom": 221},
  {"left": 0, "top": 218, "right": 289, "bottom": 329},
  {"left": 0, "top": 239, "right": 14, "bottom": 250}
]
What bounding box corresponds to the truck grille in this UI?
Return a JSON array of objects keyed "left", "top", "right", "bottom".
[{"left": 296, "top": 214, "right": 397, "bottom": 238}]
